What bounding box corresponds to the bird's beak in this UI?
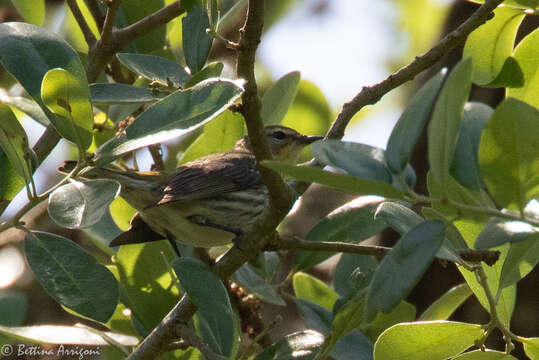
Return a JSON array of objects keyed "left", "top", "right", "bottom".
[{"left": 302, "top": 135, "right": 324, "bottom": 144}]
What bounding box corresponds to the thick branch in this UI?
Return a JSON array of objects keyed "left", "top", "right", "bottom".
[
  {"left": 87, "top": 0, "right": 105, "bottom": 31},
  {"left": 272, "top": 236, "right": 501, "bottom": 266},
  {"left": 327, "top": 0, "right": 504, "bottom": 139},
  {"left": 67, "top": 0, "right": 97, "bottom": 46},
  {"left": 236, "top": 0, "right": 294, "bottom": 213}
]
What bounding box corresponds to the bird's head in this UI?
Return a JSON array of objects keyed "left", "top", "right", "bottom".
[{"left": 234, "top": 125, "right": 323, "bottom": 164}]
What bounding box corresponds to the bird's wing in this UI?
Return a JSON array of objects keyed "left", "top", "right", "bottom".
[{"left": 152, "top": 151, "right": 262, "bottom": 206}]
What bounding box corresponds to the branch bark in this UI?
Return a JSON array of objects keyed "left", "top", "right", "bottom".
[{"left": 326, "top": 0, "right": 504, "bottom": 140}]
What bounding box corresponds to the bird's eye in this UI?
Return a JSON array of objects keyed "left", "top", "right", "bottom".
[{"left": 272, "top": 131, "right": 286, "bottom": 140}]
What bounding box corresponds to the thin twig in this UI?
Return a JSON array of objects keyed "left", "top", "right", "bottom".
[
  {"left": 148, "top": 144, "right": 165, "bottom": 171},
  {"left": 67, "top": 0, "right": 97, "bottom": 46},
  {"left": 101, "top": 0, "right": 122, "bottom": 46},
  {"left": 172, "top": 324, "right": 221, "bottom": 360},
  {"left": 326, "top": 0, "right": 504, "bottom": 140},
  {"left": 271, "top": 235, "right": 500, "bottom": 266}
]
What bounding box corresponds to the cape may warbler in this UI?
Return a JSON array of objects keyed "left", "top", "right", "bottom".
[{"left": 62, "top": 125, "right": 322, "bottom": 249}]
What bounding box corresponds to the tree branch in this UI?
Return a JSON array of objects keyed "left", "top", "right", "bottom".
[
  {"left": 271, "top": 236, "right": 501, "bottom": 266},
  {"left": 86, "top": 0, "right": 105, "bottom": 31},
  {"left": 67, "top": 0, "right": 97, "bottom": 46},
  {"left": 236, "top": 0, "right": 294, "bottom": 214},
  {"left": 326, "top": 0, "right": 504, "bottom": 140}
]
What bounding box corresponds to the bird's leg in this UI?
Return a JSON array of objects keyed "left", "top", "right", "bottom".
[{"left": 187, "top": 215, "right": 245, "bottom": 248}]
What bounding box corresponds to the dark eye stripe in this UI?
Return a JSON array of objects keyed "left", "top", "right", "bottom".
[{"left": 272, "top": 131, "right": 286, "bottom": 140}]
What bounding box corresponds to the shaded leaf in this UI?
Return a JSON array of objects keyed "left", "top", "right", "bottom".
[
  {"left": 24, "top": 232, "right": 119, "bottom": 323},
  {"left": 364, "top": 221, "right": 444, "bottom": 322},
  {"left": 507, "top": 27, "right": 539, "bottom": 107},
  {"left": 499, "top": 232, "right": 539, "bottom": 288},
  {"left": 0, "top": 290, "right": 27, "bottom": 326},
  {"left": 0, "top": 104, "right": 33, "bottom": 184},
  {"left": 90, "top": 83, "right": 166, "bottom": 104},
  {"left": 233, "top": 264, "right": 285, "bottom": 306},
  {"left": 262, "top": 71, "right": 300, "bottom": 125},
  {"left": 293, "top": 272, "right": 339, "bottom": 311},
  {"left": 183, "top": 2, "right": 213, "bottom": 73},
  {"left": 254, "top": 330, "right": 324, "bottom": 360},
  {"left": 116, "top": 53, "right": 190, "bottom": 88},
  {"left": 183, "top": 62, "right": 224, "bottom": 88},
  {"left": 428, "top": 58, "right": 473, "bottom": 192}
]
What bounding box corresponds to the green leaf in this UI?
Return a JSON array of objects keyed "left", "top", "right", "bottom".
[
  {"left": 522, "top": 337, "right": 539, "bottom": 360},
  {"left": 120, "top": 0, "right": 166, "bottom": 53},
  {"left": 180, "top": 110, "right": 245, "bottom": 164},
  {"left": 293, "top": 272, "right": 339, "bottom": 311},
  {"left": 116, "top": 53, "right": 190, "bottom": 88},
  {"left": 41, "top": 68, "right": 93, "bottom": 149},
  {"left": 93, "top": 78, "right": 244, "bottom": 166},
  {"left": 373, "top": 321, "right": 484, "bottom": 360},
  {"left": 295, "top": 299, "right": 373, "bottom": 360},
  {"left": 183, "top": 2, "right": 213, "bottom": 73},
  {"left": 90, "top": 83, "right": 166, "bottom": 104},
  {"left": 374, "top": 201, "right": 465, "bottom": 263},
  {"left": 10, "top": 0, "right": 45, "bottom": 25},
  {"left": 428, "top": 58, "right": 473, "bottom": 193},
  {"left": 0, "top": 325, "right": 138, "bottom": 346},
  {"left": 262, "top": 161, "right": 404, "bottom": 199},
  {"left": 333, "top": 253, "right": 378, "bottom": 297},
  {"left": 0, "top": 290, "right": 27, "bottom": 326},
  {"left": 294, "top": 197, "right": 387, "bottom": 272},
  {"left": 173, "top": 257, "right": 238, "bottom": 358},
  {"left": 183, "top": 62, "right": 224, "bottom": 88},
  {"left": 0, "top": 104, "right": 33, "bottom": 184},
  {"left": 478, "top": 97, "right": 539, "bottom": 210},
  {"left": 313, "top": 140, "right": 392, "bottom": 183},
  {"left": 0, "top": 148, "right": 25, "bottom": 214},
  {"left": 0, "top": 23, "right": 90, "bottom": 144},
  {"left": 115, "top": 242, "right": 179, "bottom": 333},
  {"left": 452, "top": 349, "right": 518, "bottom": 359},
  {"left": 463, "top": 7, "right": 525, "bottom": 86},
  {"left": 364, "top": 301, "right": 416, "bottom": 342},
  {"left": 48, "top": 179, "right": 120, "bottom": 229},
  {"left": 419, "top": 283, "right": 472, "bottom": 321},
  {"left": 254, "top": 330, "right": 324, "bottom": 360},
  {"left": 0, "top": 94, "right": 50, "bottom": 126},
  {"left": 385, "top": 69, "right": 446, "bottom": 173},
  {"left": 24, "top": 231, "right": 119, "bottom": 323},
  {"left": 450, "top": 102, "right": 493, "bottom": 190},
  {"left": 233, "top": 264, "right": 286, "bottom": 306},
  {"left": 507, "top": 27, "right": 539, "bottom": 107},
  {"left": 364, "top": 220, "right": 444, "bottom": 322},
  {"left": 499, "top": 232, "right": 539, "bottom": 288},
  {"left": 262, "top": 71, "right": 300, "bottom": 125},
  {"left": 474, "top": 219, "right": 537, "bottom": 249}
]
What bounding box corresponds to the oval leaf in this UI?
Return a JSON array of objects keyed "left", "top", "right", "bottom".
[
  {"left": 0, "top": 325, "right": 137, "bottom": 346},
  {"left": 183, "top": 61, "right": 224, "bottom": 88},
  {"left": 374, "top": 321, "right": 484, "bottom": 360},
  {"left": 463, "top": 7, "right": 525, "bottom": 85},
  {"left": 90, "top": 83, "right": 166, "bottom": 104},
  {"left": 294, "top": 197, "right": 387, "bottom": 272},
  {"left": 0, "top": 104, "right": 33, "bottom": 183},
  {"left": 116, "top": 53, "right": 190, "bottom": 88},
  {"left": 262, "top": 161, "right": 404, "bottom": 199},
  {"left": 364, "top": 220, "right": 444, "bottom": 322},
  {"left": 24, "top": 231, "right": 119, "bottom": 323},
  {"left": 385, "top": 69, "right": 446, "bottom": 173},
  {"left": 499, "top": 233, "right": 539, "bottom": 288},
  {"left": 313, "top": 140, "right": 392, "bottom": 183},
  {"left": 419, "top": 283, "right": 472, "bottom": 321},
  {"left": 478, "top": 97, "right": 539, "bottom": 210},
  {"left": 453, "top": 349, "right": 518, "bottom": 359},
  {"left": 48, "top": 179, "right": 120, "bottom": 229},
  {"left": 522, "top": 337, "right": 539, "bottom": 360},
  {"left": 474, "top": 219, "right": 536, "bottom": 249},
  {"left": 93, "top": 78, "right": 244, "bottom": 166},
  {"left": 428, "top": 57, "right": 473, "bottom": 192},
  {"left": 182, "top": 2, "right": 213, "bottom": 73},
  {"left": 41, "top": 68, "right": 93, "bottom": 149},
  {"left": 254, "top": 330, "right": 324, "bottom": 360},
  {"left": 173, "top": 257, "right": 238, "bottom": 358},
  {"left": 11, "top": 0, "right": 45, "bottom": 25},
  {"left": 293, "top": 272, "right": 339, "bottom": 311},
  {"left": 262, "top": 71, "right": 301, "bottom": 125},
  {"left": 507, "top": 27, "right": 539, "bottom": 107},
  {"left": 450, "top": 102, "right": 493, "bottom": 190},
  {"left": 0, "top": 23, "right": 91, "bottom": 147},
  {"left": 233, "top": 264, "right": 285, "bottom": 306}
]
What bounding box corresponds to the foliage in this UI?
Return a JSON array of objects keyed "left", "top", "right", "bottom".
[{"left": 0, "top": 0, "right": 537, "bottom": 359}]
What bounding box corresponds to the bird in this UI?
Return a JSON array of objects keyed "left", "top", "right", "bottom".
[{"left": 60, "top": 125, "right": 322, "bottom": 251}]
